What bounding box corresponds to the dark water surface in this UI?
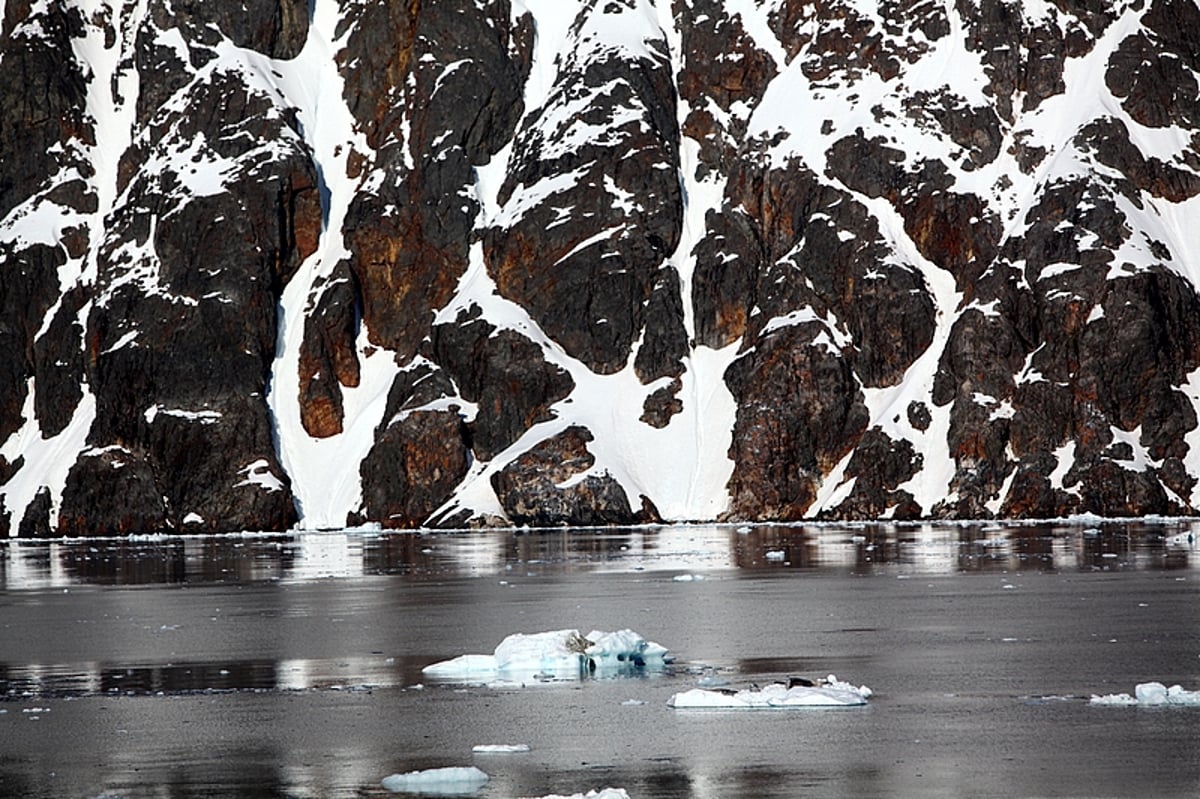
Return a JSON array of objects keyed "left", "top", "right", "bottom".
[{"left": 2, "top": 521, "right": 1199, "bottom": 798}]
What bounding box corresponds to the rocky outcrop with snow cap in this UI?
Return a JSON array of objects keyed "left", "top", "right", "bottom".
[{"left": 3, "top": 0, "right": 1200, "bottom": 535}]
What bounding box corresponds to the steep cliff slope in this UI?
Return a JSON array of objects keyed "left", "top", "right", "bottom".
[{"left": 2, "top": 0, "right": 1199, "bottom": 535}]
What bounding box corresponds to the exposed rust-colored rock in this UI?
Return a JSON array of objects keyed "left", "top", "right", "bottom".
[
  {"left": 725, "top": 322, "right": 870, "bottom": 520},
  {"left": 491, "top": 426, "right": 643, "bottom": 527},
  {"left": 298, "top": 262, "right": 361, "bottom": 438},
  {"left": 359, "top": 409, "right": 472, "bottom": 529}
]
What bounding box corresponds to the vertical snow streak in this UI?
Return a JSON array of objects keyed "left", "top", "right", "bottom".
[
  {"left": 74, "top": 0, "right": 147, "bottom": 280},
  {"left": 513, "top": 0, "right": 580, "bottom": 114},
  {"left": 264, "top": 0, "right": 394, "bottom": 529},
  {"left": 651, "top": 0, "right": 738, "bottom": 516}
]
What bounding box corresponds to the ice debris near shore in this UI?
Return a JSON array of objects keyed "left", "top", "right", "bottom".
[
  {"left": 381, "top": 766, "right": 489, "bottom": 795},
  {"left": 668, "top": 676, "right": 871, "bottom": 708},
  {"left": 423, "top": 629, "right": 671, "bottom": 683},
  {"left": 1090, "top": 682, "right": 1200, "bottom": 706}
]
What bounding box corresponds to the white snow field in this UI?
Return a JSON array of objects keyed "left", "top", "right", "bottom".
[
  {"left": 380, "top": 766, "right": 489, "bottom": 795},
  {"left": 668, "top": 676, "right": 872, "bottom": 709},
  {"left": 1090, "top": 682, "right": 1200, "bottom": 706},
  {"left": 422, "top": 629, "right": 671, "bottom": 684}
]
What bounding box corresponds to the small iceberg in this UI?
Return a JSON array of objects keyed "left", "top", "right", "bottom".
[
  {"left": 423, "top": 629, "right": 671, "bottom": 684},
  {"left": 381, "top": 766, "right": 489, "bottom": 795},
  {"left": 669, "top": 675, "right": 871, "bottom": 709},
  {"left": 528, "top": 787, "right": 633, "bottom": 791},
  {"left": 1090, "top": 682, "right": 1200, "bottom": 706},
  {"left": 471, "top": 743, "right": 530, "bottom": 754}
]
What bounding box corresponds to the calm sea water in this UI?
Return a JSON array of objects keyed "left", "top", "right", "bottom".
[{"left": 1, "top": 521, "right": 1198, "bottom": 798}]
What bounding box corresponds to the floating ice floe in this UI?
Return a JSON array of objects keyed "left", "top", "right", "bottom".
[
  {"left": 423, "top": 629, "right": 671, "bottom": 684},
  {"left": 668, "top": 676, "right": 871, "bottom": 708},
  {"left": 695, "top": 674, "right": 731, "bottom": 688},
  {"left": 381, "top": 766, "right": 489, "bottom": 795},
  {"left": 1089, "top": 682, "right": 1200, "bottom": 706},
  {"left": 472, "top": 743, "right": 531, "bottom": 754},
  {"left": 520, "top": 790, "right": 631, "bottom": 799}
]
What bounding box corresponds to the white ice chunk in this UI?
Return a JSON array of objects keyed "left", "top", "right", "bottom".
[
  {"left": 422, "top": 629, "right": 670, "bottom": 683},
  {"left": 423, "top": 654, "right": 498, "bottom": 677},
  {"left": 1090, "top": 682, "right": 1200, "bottom": 706},
  {"left": 528, "top": 787, "right": 633, "bottom": 791},
  {"left": 381, "top": 766, "right": 489, "bottom": 795},
  {"left": 668, "top": 676, "right": 871, "bottom": 709},
  {"left": 471, "top": 744, "right": 531, "bottom": 754}
]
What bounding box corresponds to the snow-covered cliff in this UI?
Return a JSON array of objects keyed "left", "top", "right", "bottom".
[{"left": 2, "top": 0, "right": 1199, "bottom": 535}]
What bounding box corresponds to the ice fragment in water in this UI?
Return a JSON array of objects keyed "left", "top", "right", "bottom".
[
  {"left": 472, "top": 744, "right": 531, "bottom": 754},
  {"left": 422, "top": 629, "right": 670, "bottom": 683},
  {"left": 669, "top": 675, "right": 871, "bottom": 708},
  {"left": 1090, "top": 682, "right": 1200, "bottom": 706},
  {"left": 528, "top": 787, "right": 638, "bottom": 791},
  {"left": 381, "top": 766, "right": 489, "bottom": 795}
]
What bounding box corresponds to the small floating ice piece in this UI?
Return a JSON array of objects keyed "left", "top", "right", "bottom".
[
  {"left": 422, "top": 629, "right": 671, "bottom": 684},
  {"left": 524, "top": 790, "right": 631, "bottom": 799},
  {"left": 696, "top": 674, "right": 731, "bottom": 688},
  {"left": 672, "top": 573, "right": 704, "bottom": 582},
  {"left": 1090, "top": 682, "right": 1200, "bottom": 706},
  {"left": 764, "top": 550, "right": 786, "bottom": 562},
  {"left": 472, "top": 744, "right": 531, "bottom": 754},
  {"left": 381, "top": 766, "right": 489, "bottom": 795},
  {"left": 669, "top": 675, "right": 871, "bottom": 709}
]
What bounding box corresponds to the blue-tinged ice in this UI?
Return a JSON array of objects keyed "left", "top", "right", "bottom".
[
  {"left": 422, "top": 629, "right": 671, "bottom": 684},
  {"left": 381, "top": 766, "right": 489, "bottom": 795}
]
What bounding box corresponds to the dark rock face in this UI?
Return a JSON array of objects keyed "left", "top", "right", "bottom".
[
  {"left": 12, "top": 2, "right": 316, "bottom": 536},
  {"left": 430, "top": 308, "right": 574, "bottom": 462},
  {"left": 359, "top": 407, "right": 472, "bottom": 530},
  {"left": 491, "top": 426, "right": 640, "bottom": 527},
  {"left": 0, "top": 3, "right": 91, "bottom": 221},
  {"left": 824, "top": 430, "right": 923, "bottom": 521},
  {"left": 337, "top": 0, "right": 529, "bottom": 361},
  {"left": 726, "top": 322, "right": 871, "bottom": 520},
  {"left": 484, "top": 0, "right": 685, "bottom": 376},
  {"left": 298, "top": 262, "right": 361, "bottom": 439},
  {"left": 34, "top": 285, "right": 88, "bottom": 438},
  {"left": 59, "top": 448, "right": 168, "bottom": 537},
  {"left": 5, "top": 0, "right": 1200, "bottom": 534},
  {"left": 0, "top": 244, "right": 64, "bottom": 443}
]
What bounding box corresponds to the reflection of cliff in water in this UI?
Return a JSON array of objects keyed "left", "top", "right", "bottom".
[
  {"left": 1, "top": 654, "right": 433, "bottom": 699},
  {"left": 0, "top": 523, "right": 1196, "bottom": 589}
]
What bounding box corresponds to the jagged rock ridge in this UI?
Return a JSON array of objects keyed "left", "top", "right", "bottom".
[{"left": 2, "top": 0, "right": 1199, "bottom": 535}]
